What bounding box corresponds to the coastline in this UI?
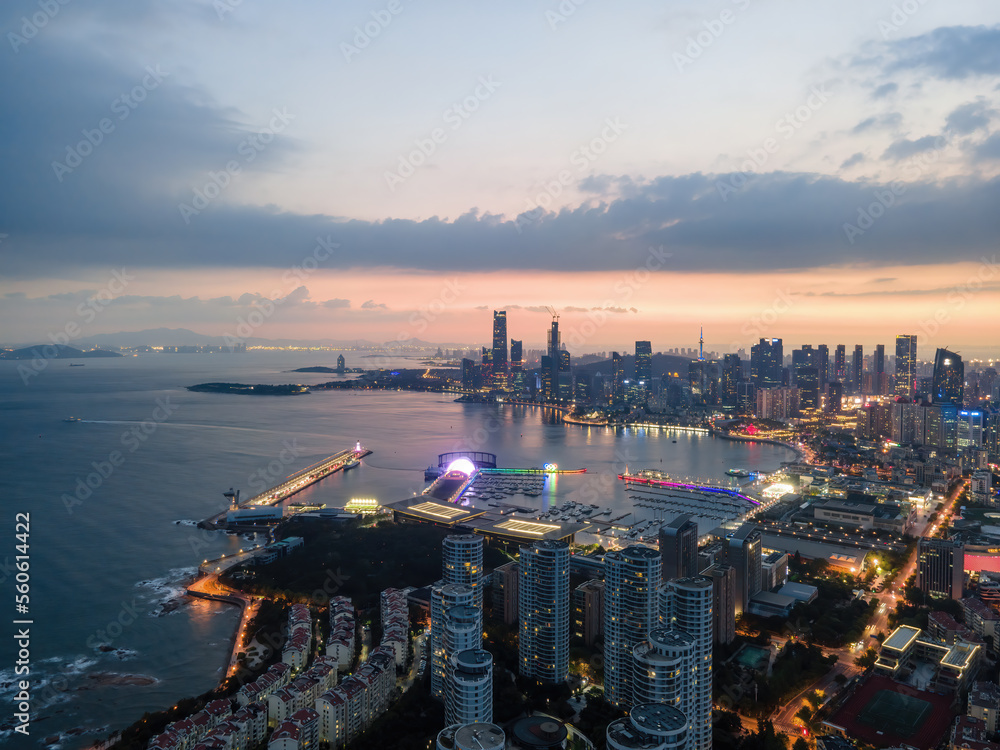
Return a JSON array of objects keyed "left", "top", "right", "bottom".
[{"left": 711, "top": 429, "right": 807, "bottom": 462}]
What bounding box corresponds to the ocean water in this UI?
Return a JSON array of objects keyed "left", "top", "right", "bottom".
[{"left": 0, "top": 352, "right": 794, "bottom": 748}]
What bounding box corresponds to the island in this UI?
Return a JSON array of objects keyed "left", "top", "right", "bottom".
[
  {"left": 187, "top": 382, "right": 310, "bottom": 395},
  {"left": 0, "top": 344, "right": 122, "bottom": 360}
]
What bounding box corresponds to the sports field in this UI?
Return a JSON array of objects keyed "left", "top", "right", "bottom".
[
  {"left": 857, "top": 689, "right": 932, "bottom": 736},
  {"left": 827, "top": 675, "right": 954, "bottom": 749}
]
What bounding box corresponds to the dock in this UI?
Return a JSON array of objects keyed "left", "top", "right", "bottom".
[{"left": 198, "top": 444, "right": 372, "bottom": 529}]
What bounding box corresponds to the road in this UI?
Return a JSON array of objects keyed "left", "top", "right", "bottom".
[
  {"left": 186, "top": 572, "right": 261, "bottom": 679},
  {"left": 763, "top": 479, "right": 965, "bottom": 738}
]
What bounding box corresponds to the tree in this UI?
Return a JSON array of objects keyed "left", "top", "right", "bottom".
[
  {"left": 793, "top": 738, "right": 810, "bottom": 750},
  {"left": 855, "top": 647, "right": 877, "bottom": 669}
]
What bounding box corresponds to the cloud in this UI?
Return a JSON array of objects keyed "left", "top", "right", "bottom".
[
  {"left": 594, "top": 306, "right": 638, "bottom": 314},
  {"left": 840, "top": 152, "right": 866, "bottom": 169},
  {"left": 871, "top": 82, "right": 898, "bottom": 99},
  {"left": 322, "top": 298, "right": 351, "bottom": 309},
  {"left": 882, "top": 135, "right": 944, "bottom": 161},
  {"left": 852, "top": 112, "right": 902, "bottom": 134},
  {"left": 946, "top": 99, "right": 998, "bottom": 135},
  {"left": 361, "top": 299, "right": 387, "bottom": 309},
  {"left": 973, "top": 132, "right": 1000, "bottom": 161},
  {"left": 881, "top": 24, "right": 1000, "bottom": 80}
]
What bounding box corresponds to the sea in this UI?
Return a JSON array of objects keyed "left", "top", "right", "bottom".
[{"left": 0, "top": 351, "right": 795, "bottom": 748}]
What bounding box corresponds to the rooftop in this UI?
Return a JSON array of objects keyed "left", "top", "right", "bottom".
[{"left": 883, "top": 625, "right": 921, "bottom": 652}]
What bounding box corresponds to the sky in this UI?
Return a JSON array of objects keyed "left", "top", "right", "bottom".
[{"left": 1, "top": 0, "right": 999, "bottom": 357}]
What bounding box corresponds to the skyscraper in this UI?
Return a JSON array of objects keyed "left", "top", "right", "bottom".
[
  {"left": 546, "top": 317, "right": 560, "bottom": 402},
  {"left": 792, "top": 346, "right": 820, "bottom": 409},
  {"left": 509, "top": 339, "right": 524, "bottom": 393},
  {"left": 430, "top": 583, "right": 477, "bottom": 699},
  {"left": 606, "top": 703, "right": 689, "bottom": 750},
  {"left": 635, "top": 341, "right": 652, "bottom": 385},
  {"left": 750, "top": 338, "right": 782, "bottom": 388},
  {"left": 705, "top": 563, "right": 736, "bottom": 645},
  {"left": 443, "top": 534, "right": 484, "bottom": 608},
  {"left": 932, "top": 348, "right": 964, "bottom": 406},
  {"left": 632, "top": 627, "right": 695, "bottom": 707},
  {"left": 604, "top": 546, "right": 662, "bottom": 707},
  {"left": 895, "top": 334, "right": 918, "bottom": 398},
  {"left": 724, "top": 523, "right": 762, "bottom": 616},
  {"left": 446, "top": 648, "right": 493, "bottom": 726},
  {"left": 917, "top": 538, "right": 965, "bottom": 600},
  {"left": 611, "top": 352, "right": 625, "bottom": 406},
  {"left": 817, "top": 344, "right": 829, "bottom": 391},
  {"left": 834, "top": 344, "right": 846, "bottom": 381},
  {"left": 661, "top": 577, "right": 713, "bottom": 750},
  {"left": 721, "top": 353, "right": 741, "bottom": 408},
  {"left": 491, "top": 310, "right": 508, "bottom": 390},
  {"left": 518, "top": 540, "right": 570, "bottom": 683},
  {"left": 874, "top": 344, "right": 886, "bottom": 394},
  {"left": 851, "top": 345, "right": 863, "bottom": 394},
  {"left": 659, "top": 515, "right": 699, "bottom": 582}
]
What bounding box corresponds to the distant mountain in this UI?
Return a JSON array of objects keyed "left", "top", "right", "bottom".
[
  {"left": 0, "top": 344, "right": 122, "bottom": 360},
  {"left": 73, "top": 328, "right": 388, "bottom": 349},
  {"left": 70, "top": 328, "right": 472, "bottom": 350}
]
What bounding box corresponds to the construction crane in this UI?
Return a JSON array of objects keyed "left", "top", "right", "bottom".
[{"left": 546, "top": 305, "right": 559, "bottom": 322}]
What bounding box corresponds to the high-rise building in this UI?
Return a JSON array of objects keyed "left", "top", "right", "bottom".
[
  {"left": 661, "top": 577, "right": 713, "bottom": 750},
  {"left": 462, "top": 358, "right": 476, "bottom": 391},
  {"left": 632, "top": 627, "right": 695, "bottom": 707},
  {"left": 817, "top": 344, "right": 830, "bottom": 391},
  {"left": 959, "top": 410, "right": 985, "bottom": 450},
  {"left": 932, "top": 348, "right": 964, "bottom": 406},
  {"left": 443, "top": 534, "right": 484, "bottom": 608},
  {"left": 756, "top": 386, "right": 799, "bottom": 420},
  {"left": 750, "top": 338, "right": 782, "bottom": 388},
  {"left": 446, "top": 648, "right": 493, "bottom": 727},
  {"left": 895, "top": 334, "right": 918, "bottom": 398},
  {"left": 874, "top": 344, "right": 886, "bottom": 394},
  {"left": 795, "top": 366, "right": 820, "bottom": 410},
  {"left": 435, "top": 722, "right": 505, "bottom": 750},
  {"left": 659, "top": 515, "right": 699, "bottom": 582},
  {"left": 573, "top": 579, "right": 604, "bottom": 647},
  {"left": 851, "top": 345, "right": 863, "bottom": 394},
  {"left": 431, "top": 584, "right": 477, "bottom": 699},
  {"left": 510, "top": 339, "right": 524, "bottom": 393},
  {"left": 917, "top": 538, "right": 965, "bottom": 600},
  {"left": 491, "top": 561, "right": 519, "bottom": 626},
  {"left": 792, "top": 346, "right": 820, "bottom": 409},
  {"left": 611, "top": 352, "right": 625, "bottom": 406},
  {"left": 606, "top": 703, "right": 689, "bottom": 750},
  {"left": 480, "top": 347, "right": 493, "bottom": 392},
  {"left": 518, "top": 540, "right": 570, "bottom": 684},
  {"left": 604, "top": 546, "right": 663, "bottom": 708},
  {"left": 546, "top": 318, "right": 560, "bottom": 402},
  {"left": 635, "top": 341, "right": 652, "bottom": 386},
  {"left": 826, "top": 381, "right": 843, "bottom": 413},
  {"left": 705, "top": 563, "right": 736, "bottom": 645},
  {"left": 492, "top": 310, "right": 508, "bottom": 389},
  {"left": 721, "top": 353, "right": 741, "bottom": 408},
  {"left": 834, "top": 344, "right": 846, "bottom": 382},
  {"left": 724, "top": 524, "right": 762, "bottom": 616}
]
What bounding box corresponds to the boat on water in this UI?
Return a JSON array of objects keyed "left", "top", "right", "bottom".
[
  {"left": 69, "top": 363, "right": 85, "bottom": 367},
  {"left": 726, "top": 468, "right": 751, "bottom": 478},
  {"left": 343, "top": 459, "right": 360, "bottom": 471},
  {"left": 63, "top": 417, "right": 82, "bottom": 422}
]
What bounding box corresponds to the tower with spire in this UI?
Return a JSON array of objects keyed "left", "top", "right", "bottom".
[{"left": 699, "top": 326, "right": 704, "bottom": 361}]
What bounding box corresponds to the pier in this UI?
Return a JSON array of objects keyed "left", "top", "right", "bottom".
[{"left": 198, "top": 444, "right": 372, "bottom": 529}]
